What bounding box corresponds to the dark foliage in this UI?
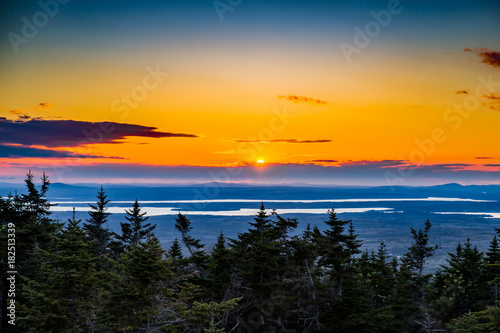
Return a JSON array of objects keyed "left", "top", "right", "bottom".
[{"left": 1, "top": 173, "right": 499, "bottom": 332}]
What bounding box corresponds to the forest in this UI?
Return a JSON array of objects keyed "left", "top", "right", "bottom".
[{"left": 1, "top": 172, "right": 499, "bottom": 332}]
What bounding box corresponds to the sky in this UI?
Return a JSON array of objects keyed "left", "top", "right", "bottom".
[{"left": 1, "top": 0, "right": 500, "bottom": 185}]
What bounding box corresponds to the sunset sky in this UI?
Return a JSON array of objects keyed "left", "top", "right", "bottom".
[{"left": 1, "top": 0, "right": 499, "bottom": 185}]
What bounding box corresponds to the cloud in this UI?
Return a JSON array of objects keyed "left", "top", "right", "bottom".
[
  {"left": 5, "top": 160, "right": 500, "bottom": 186},
  {"left": 483, "top": 93, "right": 500, "bottom": 100},
  {"left": 464, "top": 48, "right": 500, "bottom": 67},
  {"left": 8, "top": 109, "right": 30, "bottom": 119},
  {"left": 277, "top": 94, "right": 329, "bottom": 105},
  {"left": 235, "top": 139, "right": 332, "bottom": 144},
  {"left": 456, "top": 90, "right": 469, "bottom": 95},
  {"left": 213, "top": 150, "right": 237, "bottom": 154},
  {"left": 475, "top": 156, "right": 496, "bottom": 160},
  {"left": 306, "top": 159, "right": 339, "bottom": 163},
  {"left": 0, "top": 118, "right": 198, "bottom": 148},
  {"left": 0, "top": 144, "right": 122, "bottom": 159},
  {"left": 35, "top": 102, "right": 53, "bottom": 110},
  {"left": 481, "top": 93, "right": 500, "bottom": 111}
]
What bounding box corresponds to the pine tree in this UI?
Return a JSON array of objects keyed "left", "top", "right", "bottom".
[
  {"left": 486, "top": 234, "right": 500, "bottom": 265},
  {"left": 169, "top": 238, "right": 184, "bottom": 273},
  {"left": 19, "top": 214, "right": 111, "bottom": 332},
  {"left": 0, "top": 172, "right": 62, "bottom": 331},
  {"left": 433, "top": 238, "right": 489, "bottom": 322},
  {"left": 207, "top": 232, "right": 237, "bottom": 315},
  {"left": 175, "top": 213, "right": 205, "bottom": 256},
  {"left": 249, "top": 202, "right": 273, "bottom": 232},
  {"left": 345, "top": 222, "right": 363, "bottom": 265},
  {"left": 399, "top": 219, "right": 439, "bottom": 330},
  {"left": 113, "top": 199, "right": 156, "bottom": 250},
  {"left": 226, "top": 205, "right": 290, "bottom": 331},
  {"left": 447, "top": 311, "right": 488, "bottom": 333},
  {"left": 316, "top": 208, "right": 355, "bottom": 300},
  {"left": 485, "top": 234, "right": 500, "bottom": 306},
  {"left": 83, "top": 186, "right": 111, "bottom": 255},
  {"left": 112, "top": 234, "right": 175, "bottom": 330},
  {"left": 169, "top": 238, "right": 184, "bottom": 259},
  {"left": 402, "top": 219, "right": 439, "bottom": 280}
]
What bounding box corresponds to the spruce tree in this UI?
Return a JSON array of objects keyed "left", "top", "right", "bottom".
[
  {"left": 402, "top": 219, "right": 439, "bottom": 280},
  {"left": 0, "top": 172, "right": 62, "bottom": 331},
  {"left": 208, "top": 232, "right": 233, "bottom": 300},
  {"left": 169, "top": 238, "right": 184, "bottom": 259},
  {"left": 316, "top": 208, "right": 355, "bottom": 300},
  {"left": 485, "top": 233, "right": 500, "bottom": 307},
  {"left": 83, "top": 186, "right": 111, "bottom": 255},
  {"left": 113, "top": 199, "right": 156, "bottom": 250},
  {"left": 19, "top": 215, "right": 111, "bottom": 332},
  {"left": 169, "top": 238, "right": 184, "bottom": 273},
  {"left": 433, "top": 238, "right": 489, "bottom": 322},
  {"left": 175, "top": 213, "right": 204, "bottom": 256},
  {"left": 486, "top": 234, "right": 500, "bottom": 265},
  {"left": 112, "top": 234, "right": 174, "bottom": 330}
]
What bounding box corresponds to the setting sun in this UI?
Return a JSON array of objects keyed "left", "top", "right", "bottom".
[{"left": 257, "top": 160, "right": 265, "bottom": 164}]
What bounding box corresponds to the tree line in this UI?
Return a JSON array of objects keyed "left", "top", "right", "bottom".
[{"left": 1, "top": 172, "right": 499, "bottom": 332}]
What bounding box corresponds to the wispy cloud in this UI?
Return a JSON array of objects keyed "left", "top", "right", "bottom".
[
  {"left": 235, "top": 139, "right": 332, "bottom": 144},
  {"left": 277, "top": 94, "right": 329, "bottom": 105},
  {"left": 302, "top": 159, "right": 339, "bottom": 165},
  {"left": 481, "top": 93, "right": 500, "bottom": 111},
  {"left": 465, "top": 48, "right": 500, "bottom": 67},
  {"left": 8, "top": 160, "right": 500, "bottom": 185},
  {"left": 339, "top": 160, "right": 408, "bottom": 168},
  {"left": 0, "top": 118, "right": 198, "bottom": 148},
  {"left": 456, "top": 90, "right": 469, "bottom": 95},
  {"left": 35, "top": 102, "right": 53, "bottom": 110},
  {"left": 0, "top": 144, "right": 122, "bottom": 159},
  {"left": 306, "top": 159, "right": 339, "bottom": 163},
  {"left": 8, "top": 110, "right": 30, "bottom": 119}
]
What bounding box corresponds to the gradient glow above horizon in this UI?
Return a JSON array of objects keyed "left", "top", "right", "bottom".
[{"left": 1, "top": 0, "right": 500, "bottom": 185}]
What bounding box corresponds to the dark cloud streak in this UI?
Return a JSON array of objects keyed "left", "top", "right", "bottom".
[
  {"left": 0, "top": 118, "right": 198, "bottom": 148},
  {"left": 0, "top": 145, "right": 122, "bottom": 159},
  {"left": 277, "top": 94, "right": 329, "bottom": 105},
  {"left": 235, "top": 139, "right": 332, "bottom": 144},
  {"left": 465, "top": 48, "right": 500, "bottom": 67}
]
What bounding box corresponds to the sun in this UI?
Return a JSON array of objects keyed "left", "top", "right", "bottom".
[{"left": 256, "top": 159, "right": 265, "bottom": 164}]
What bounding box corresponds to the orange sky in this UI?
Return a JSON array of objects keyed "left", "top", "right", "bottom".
[{"left": 1, "top": 1, "right": 500, "bottom": 184}]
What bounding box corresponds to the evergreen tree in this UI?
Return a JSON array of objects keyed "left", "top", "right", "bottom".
[
  {"left": 19, "top": 215, "right": 111, "bottom": 332},
  {"left": 113, "top": 199, "right": 156, "bottom": 251},
  {"left": 486, "top": 234, "right": 500, "bottom": 265},
  {"left": 227, "top": 205, "right": 292, "bottom": 331},
  {"left": 485, "top": 233, "right": 500, "bottom": 306},
  {"left": 249, "top": 202, "right": 273, "bottom": 235},
  {"left": 169, "top": 238, "right": 184, "bottom": 274},
  {"left": 83, "top": 186, "right": 111, "bottom": 255},
  {"left": 447, "top": 311, "right": 488, "bottom": 333},
  {"left": 0, "top": 172, "right": 62, "bottom": 331},
  {"left": 316, "top": 208, "right": 357, "bottom": 300},
  {"left": 402, "top": 219, "right": 439, "bottom": 280},
  {"left": 209, "top": 232, "right": 233, "bottom": 300},
  {"left": 175, "top": 213, "right": 205, "bottom": 256},
  {"left": 433, "top": 238, "right": 489, "bottom": 322},
  {"left": 111, "top": 234, "right": 174, "bottom": 330},
  {"left": 169, "top": 238, "right": 184, "bottom": 259},
  {"left": 345, "top": 222, "right": 363, "bottom": 265},
  {"left": 399, "top": 219, "right": 439, "bottom": 330}
]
